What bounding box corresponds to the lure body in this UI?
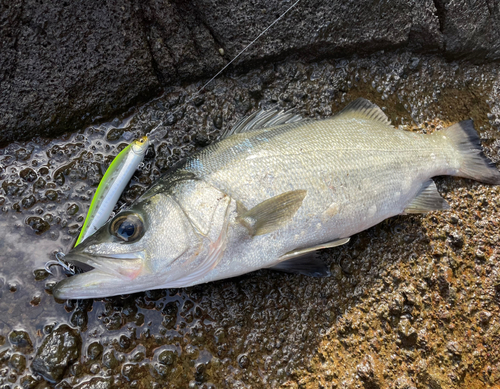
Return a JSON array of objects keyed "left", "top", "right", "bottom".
[{"left": 75, "top": 136, "right": 149, "bottom": 246}]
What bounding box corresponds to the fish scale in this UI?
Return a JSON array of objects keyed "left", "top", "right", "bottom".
[{"left": 53, "top": 98, "right": 500, "bottom": 299}]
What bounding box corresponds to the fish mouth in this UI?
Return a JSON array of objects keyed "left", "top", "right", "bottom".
[{"left": 52, "top": 250, "right": 147, "bottom": 300}]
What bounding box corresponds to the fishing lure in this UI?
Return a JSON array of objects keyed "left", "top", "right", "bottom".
[{"left": 74, "top": 136, "right": 149, "bottom": 246}]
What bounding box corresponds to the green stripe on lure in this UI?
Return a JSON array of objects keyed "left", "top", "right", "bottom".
[{"left": 75, "top": 136, "right": 149, "bottom": 246}]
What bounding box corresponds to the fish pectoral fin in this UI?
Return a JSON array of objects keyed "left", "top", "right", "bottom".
[
  {"left": 269, "top": 253, "right": 330, "bottom": 277},
  {"left": 403, "top": 179, "right": 450, "bottom": 214},
  {"left": 335, "top": 98, "right": 392, "bottom": 126},
  {"left": 237, "top": 190, "right": 307, "bottom": 236}
]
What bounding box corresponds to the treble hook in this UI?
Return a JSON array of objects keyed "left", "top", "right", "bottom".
[{"left": 44, "top": 252, "right": 78, "bottom": 275}]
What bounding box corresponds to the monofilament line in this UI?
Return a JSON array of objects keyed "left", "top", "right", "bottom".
[{"left": 148, "top": 0, "right": 301, "bottom": 139}]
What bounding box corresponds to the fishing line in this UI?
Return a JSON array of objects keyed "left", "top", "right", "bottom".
[
  {"left": 43, "top": 1, "right": 301, "bottom": 276},
  {"left": 147, "top": 0, "right": 302, "bottom": 140}
]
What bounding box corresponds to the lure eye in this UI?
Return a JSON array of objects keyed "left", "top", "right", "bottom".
[{"left": 110, "top": 213, "right": 144, "bottom": 243}]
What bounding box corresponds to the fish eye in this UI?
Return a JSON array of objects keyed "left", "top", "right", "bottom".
[{"left": 110, "top": 213, "right": 144, "bottom": 243}]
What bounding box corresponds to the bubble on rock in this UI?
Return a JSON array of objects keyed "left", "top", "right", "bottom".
[
  {"left": 87, "top": 342, "right": 103, "bottom": 360},
  {"left": 238, "top": 354, "right": 249, "bottom": 369},
  {"left": 9, "top": 353, "right": 26, "bottom": 374},
  {"left": 25, "top": 216, "right": 50, "bottom": 234},
  {"left": 20, "top": 168, "right": 37, "bottom": 182},
  {"left": 66, "top": 203, "right": 79, "bottom": 215},
  {"left": 8, "top": 330, "right": 33, "bottom": 351}
]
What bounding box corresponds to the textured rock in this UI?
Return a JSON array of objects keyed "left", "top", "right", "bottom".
[
  {"left": 1, "top": 51, "right": 500, "bottom": 388},
  {"left": 0, "top": 0, "right": 160, "bottom": 144},
  {"left": 2, "top": 0, "right": 500, "bottom": 144},
  {"left": 191, "top": 0, "right": 443, "bottom": 61},
  {"left": 435, "top": 0, "right": 500, "bottom": 60},
  {"left": 31, "top": 324, "right": 82, "bottom": 382}
]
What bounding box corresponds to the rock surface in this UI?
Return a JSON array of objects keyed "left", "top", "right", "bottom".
[
  {"left": 1, "top": 0, "right": 500, "bottom": 144},
  {"left": 31, "top": 324, "right": 82, "bottom": 382},
  {"left": 0, "top": 51, "right": 499, "bottom": 388}
]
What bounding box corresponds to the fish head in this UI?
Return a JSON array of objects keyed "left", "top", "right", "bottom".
[
  {"left": 131, "top": 136, "right": 149, "bottom": 155},
  {"left": 53, "top": 193, "right": 203, "bottom": 299}
]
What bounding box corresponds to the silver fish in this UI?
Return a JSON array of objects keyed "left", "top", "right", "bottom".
[{"left": 53, "top": 98, "right": 500, "bottom": 299}]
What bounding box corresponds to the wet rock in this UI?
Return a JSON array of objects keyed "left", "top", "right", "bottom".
[
  {"left": 25, "top": 217, "right": 50, "bottom": 235},
  {"left": 87, "top": 342, "right": 103, "bottom": 360},
  {"left": 398, "top": 319, "right": 418, "bottom": 347},
  {"left": 73, "top": 377, "right": 112, "bottom": 389},
  {"left": 102, "top": 351, "right": 119, "bottom": 370},
  {"left": 9, "top": 353, "right": 27, "bottom": 374},
  {"left": 237, "top": 354, "right": 249, "bottom": 369},
  {"left": 66, "top": 203, "right": 79, "bottom": 216},
  {"left": 158, "top": 350, "right": 177, "bottom": 366},
  {"left": 446, "top": 341, "right": 462, "bottom": 357},
  {"left": 31, "top": 324, "right": 82, "bottom": 383},
  {"left": 356, "top": 354, "right": 384, "bottom": 389},
  {"left": 448, "top": 231, "right": 464, "bottom": 248},
  {"left": 19, "top": 374, "right": 40, "bottom": 389},
  {"left": 8, "top": 330, "right": 33, "bottom": 351},
  {"left": 19, "top": 168, "right": 37, "bottom": 182}
]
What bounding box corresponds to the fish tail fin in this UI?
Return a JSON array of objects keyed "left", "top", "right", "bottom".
[{"left": 440, "top": 120, "right": 500, "bottom": 184}]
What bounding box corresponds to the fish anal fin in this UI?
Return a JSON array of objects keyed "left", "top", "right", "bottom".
[
  {"left": 279, "top": 237, "right": 350, "bottom": 262},
  {"left": 403, "top": 179, "right": 450, "bottom": 214},
  {"left": 219, "top": 108, "right": 309, "bottom": 139},
  {"left": 269, "top": 253, "right": 330, "bottom": 277},
  {"left": 335, "top": 98, "right": 392, "bottom": 126},
  {"left": 237, "top": 190, "right": 307, "bottom": 236}
]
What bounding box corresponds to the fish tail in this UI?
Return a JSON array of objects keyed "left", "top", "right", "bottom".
[{"left": 440, "top": 120, "right": 500, "bottom": 184}]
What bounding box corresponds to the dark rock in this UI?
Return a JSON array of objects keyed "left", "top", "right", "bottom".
[
  {"left": 2, "top": 0, "right": 499, "bottom": 144},
  {"left": 0, "top": 0, "right": 160, "bottom": 145},
  {"left": 140, "top": 0, "right": 224, "bottom": 83},
  {"left": 191, "top": 0, "right": 442, "bottom": 64},
  {"left": 20, "top": 168, "right": 37, "bottom": 182},
  {"left": 8, "top": 330, "right": 33, "bottom": 351},
  {"left": 435, "top": 0, "right": 500, "bottom": 61},
  {"left": 9, "top": 353, "right": 27, "bottom": 374},
  {"left": 31, "top": 324, "right": 82, "bottom": 383},
  {"left": 158, "top": 350, "right": 177, "bottom": 366},
  {"left": 25, "top": 216, "right": 50, "bottom": 235},
  {"left": 102, "top": 350, "right": 119, "bottom": 370},
  {"left": 87, "top": 342, "right": 103, "bottom": 360}
]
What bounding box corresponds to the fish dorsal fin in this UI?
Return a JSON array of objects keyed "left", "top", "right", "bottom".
[
  {"left": 237, "top": 190, "right": 307, "bottom": 236},
  {"left": 335, "top": 98, "right": 391, "bottom": 125},
  {"left": 403, "top": 179, "right": 450, "bottom": 214},
  {"left": 219, "top": 108, "right": 309, "bottom": 140}
]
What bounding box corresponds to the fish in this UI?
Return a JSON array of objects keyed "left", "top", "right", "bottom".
[
  {"left": 53, "top": 98, "right": 500, "bottom": 299},
  {"left": 74, "top": 136, "right": 149, "bottom": 246}
]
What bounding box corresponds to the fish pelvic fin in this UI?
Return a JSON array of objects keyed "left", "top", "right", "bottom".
[
  {"left": 269, "top": 252, "right": 330, "bottom": 277},
  {"left": 403, "top": 179, "right": 450, "bottom": 214},
  {"left": 270, "top": 237, "right": 350, "bottom": 276},
  {"left": 335, "top": 98, "right": 392, "bottom": 126},
  {"left": 439, "top": 120, "right": 500, "bottom": 185},
  {"left": 237, "top": 190, "right": 307, "bottom": 236}
]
